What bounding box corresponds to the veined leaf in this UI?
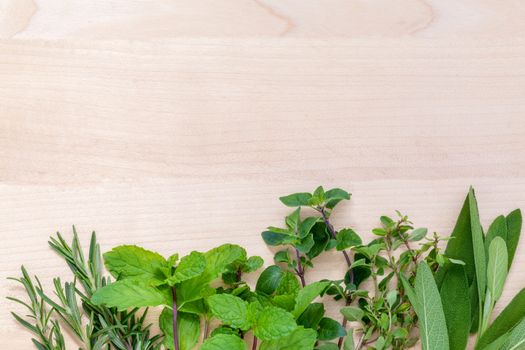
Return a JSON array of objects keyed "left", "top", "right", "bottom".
[
  {"left": 279, "top": 193, "right": 312, "bottom": 207},
  {"left": 207, "top": 294, "right": 250, "bottom": 330},
  {"left": 487, "top": 237, "right": 508, "bottom": 302},
  {"left": 414, "top": 262, "right": 449, "bottom": 350},
  {"left": 103, "top": 245, "right": 168, "bottom": 282},
  {"left": 92, "top": 278, "right": 170, "bottom": 310},
  {"left": 259, "top": 326, "right": 317, "bottom": 350},
  {"left": 440, "top": 265, "right": 471, "bottom": 350},
  {"left": 501, "top": 317, "right": 525, "bottom": 350},
  {"left": 168, "top": 251, "right": 206, "bottom": 285},
  {"left": 476, "top": 288, "right": 525, "bottom": 349},
  {"left": 253, "top": 306, "right": 297, "bottom": 341},
  {"left": 200, "top": 334, "right": 246, "bottom": 350}
]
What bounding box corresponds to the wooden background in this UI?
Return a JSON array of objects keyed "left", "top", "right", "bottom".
[{"left": 1, "top": 1, "right": 525, "bottom": 348}]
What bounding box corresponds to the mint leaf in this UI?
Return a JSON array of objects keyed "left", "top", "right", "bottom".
[
  {"left": 177, "top": 244, "right": 246, "bottom": 307},
  {"left": 103, "top": 245, "right": 168, "bottom": 282},
  {"left": 256, "top": 265, "right": 284, "bottom": 295},
  {"left": 292, "top": 281, "right": 330, "bottom": 317},
  {"left": 297, "top": 303, "right": 324, "bottom": 329},
  {"left": 92, "top": 278, "right": 170, "bottom": 310},
  {"left": 168, "top": 251, "right": 206, "bottom": 285},
  {"left": 159, "top": 308, "right": 200, "bottom": 350},
  {"left": 207, "top": 294, "right": 250, "bottom": 330},
  {"left": 201, "top": 334, "right": 247, "bottom": 350},
  {"left": 262, "top": 231, "right": 297, "bottom": 246},
  {"left": 253, "top": 306, "right": 297, "bottom": 341},
  {"left": 243, "top": 256, "right": 264, "bottom": 273},
  {"left": 259, "top": 327, "right": 317, "bottom": 350}
]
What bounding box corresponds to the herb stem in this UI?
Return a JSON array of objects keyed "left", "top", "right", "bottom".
[
  {"left": 171, "top": 287, "right": 180, "bottom": 350},
  {"left": 252, "top": 335, "right": 258, "bottom": 350},
  {"left": 337, "top": 298, "right": 351, "bottom": 349},
  {"left": 319, "top": 207, "right": 352, "bottom": 267},
  {"left": 295, "top": 248, "right": 306, "bottom": 287}
]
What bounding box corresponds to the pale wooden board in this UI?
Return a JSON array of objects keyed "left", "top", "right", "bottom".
[{"left": 1, "top": 1, "right": 525, "bottom": 349}]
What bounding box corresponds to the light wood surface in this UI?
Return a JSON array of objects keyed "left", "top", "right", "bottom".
[{"left": 1, "top": 1, "right": 525, "bottom": 349}]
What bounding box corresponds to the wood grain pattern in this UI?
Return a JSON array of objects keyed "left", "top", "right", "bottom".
[{"left": 1, "top": 1, "right": 525, "bottom": 349}]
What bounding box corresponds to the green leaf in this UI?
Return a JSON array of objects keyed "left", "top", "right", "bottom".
[
  {"left": 92, "top": 278, "right": 170, "bottom": 310},
  {"left": 259, "top": 327, "right": 317, "bottom": 350},
  {"left": 262, "top": 231, "right": 297, "bottom": 246},
  {"left": 256, "top": 265, "right": 284, "bottom": 295},
  {"left": 200, "top": 334, "right": 247, "bottom": 350},
  {"left": 253, "top": 306, "right": 297, "bottom": 341},
  {"left": 476, "top": 288, "right": 525, "bottom": 349},
  {"left": 414, "top": 262, "right": 449, "bottom": 350},
  {"left": 280, "top": 193, "right": 313, "bottom": 207},
  {"left": 306, "top": 223, "right": 331, "bottom": 259},
  {"left": 501, "top": 317, "right": 525, "bottom": 350},
  {"left": 103, "top": 245, "right": 168, "bottom": 282},
  {"left": 275, "top": 271, "right": 301, "bottom": 297},
  {"left": 324, "top": 188, "right": 351, "bottom": 209},
  {"left": 243, "top": 256, "right": 264, "bottom": 273},
  {"left": 487, "top": 237, "right": 508, "bottom": 302},
  {"left": 485, "top": 216, "right": 507, "bottom": 250},
  {"left": 343, "top": 329, "right": 355, "bottom": 350},
  {"left": 177, "top": 244, "right": 246, "bottom": 307},
  {"left": 469, "top": 188, "right": 487, "bottom": 312},
  {"left": 292, "top": 281, "right": 330, "bottom": 318},
  {"left": 160, "top": 308, "right": 200, "bottom": 350},
  {"left": 336, "top": 229, "right": 362, "bottom": 251},
  {"left": 286, "top": 208, "right": 301, "bottom": 229},
  {"left": 168, "top": 251, "right": 206, "bottom": 285},
  {"left": 340, "top": 306, "right": 364, "bottom": 322},
  {"left": 315, "top": 344, "right": 339, "bottom": 350},
  {"left": 409, "top": 228, "right": 428, "bottom": 241},
  {"left": 297, "top": 303, "right": 325, "bottom": 329},
  {"left": 506, "top": 209, "right": 522, "bottom": 269},
  {"left": 440, "top": 265, "right": 471, "bottom": 350},
  {"left": 207, "top": 294, "right": 250, "bottom": 330},
  {"left": 299, "top": 217, "right": 320, "bottom": 239},
  {"left": 317, "top": 317, "right": 346, "bottom": 340}
]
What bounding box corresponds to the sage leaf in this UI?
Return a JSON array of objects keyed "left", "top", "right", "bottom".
[
  {"left": 440, "top": 264, "right": 471, "bottom": 350},
  {"left": 200, "top": 334, "right": 246, "bottom": 350},
  {"left": 469, "top": 187, "right": 487, "bottom": 315},
  {"left": 485, "top": 216, "right": 507, "bottom": 251},
  {"left": 259, "top": 327, "right": 317, "bottom": 350},
  {"left": 476, "top": 288, "right": 525, "bottom": 349},
  {"left": 487, "top": 237, "right": 508, "bottom": 302},
  {"left": 506, "top": 209, "right": 522, "bottom": 269},
  {"left": 501, "top": 317, "right": 525, "bottom": 350},
  {"left": 414, "top": 262, "right": 449, "bottom": 350}
]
